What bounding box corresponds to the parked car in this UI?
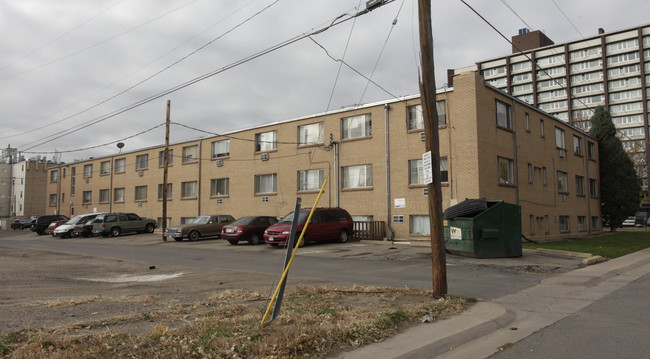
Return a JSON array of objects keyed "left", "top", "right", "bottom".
[
  {"left": 264, "top": 208, "right": 353, "bottom": 246},
  {"left": 53, "top": 213, "right": 104, "bottom": 238},
  {"left": 11, "top": 217, "right": 35, "bottom": 230},
  {"left": 622, "top": 216, "right": 636, "bottom": 227},
  {"left": 221, "top": 216, "right": 278, "bottom": 245},
  {"left": 92, "top": 213, "right": 157, "bottom": 237},
  {"left": 31, "top": 214, "right": 69, "bottom": 235},
  {"left": 164, "top": 215, "right": 235, "bottom": 242},
  {"left": 73, "top": 218, "right": 100, "bottom": 237},
  {"left": 45, "top": 220, "right": 68, "bottom": 236}
]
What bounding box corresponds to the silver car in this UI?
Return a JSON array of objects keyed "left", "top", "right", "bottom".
[{"left": 53, "top": 213, "right": 104, "bottom": 238}]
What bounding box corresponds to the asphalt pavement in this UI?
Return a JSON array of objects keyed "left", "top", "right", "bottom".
[{"left": 336, "top": 246, "right": 650, "bottom": 359}]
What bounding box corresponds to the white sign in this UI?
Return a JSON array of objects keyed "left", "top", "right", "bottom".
[
  {"left": 422, "top": 151, "right": 433, "bottom": 184},
  {"left": 394, "top": 198, "right": 406, "bottom": 208},
  {"left": 450, "top": 226, "right": 462, "bottom": 240}
]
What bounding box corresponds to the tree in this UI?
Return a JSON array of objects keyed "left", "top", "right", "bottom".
[{"left": 589, "top": 106, "right": 640, "bottom": 230}]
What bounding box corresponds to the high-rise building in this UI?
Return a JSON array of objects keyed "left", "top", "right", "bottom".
[{"left": 451, "top": 24, "right": 650, "bottom": 191}]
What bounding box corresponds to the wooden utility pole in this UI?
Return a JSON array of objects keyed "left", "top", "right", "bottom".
[
  {"left": 418, "top": 0, "right": 447, "bottom": 297},
  {"left": 162, "top": 100, "right": 171, "bottom": 241}
]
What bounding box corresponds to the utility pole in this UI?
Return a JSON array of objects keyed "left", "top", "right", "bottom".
[
  {"left": 418, "top": 0, "right": 447, "bottom": 297},
  {"left": 162, "top": 100, "right": 171, "bottom": 241}
]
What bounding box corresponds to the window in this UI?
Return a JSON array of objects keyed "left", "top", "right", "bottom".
[
  {"left": 255, "top": 131, "right": 277, "bottom": 152},
  {"left": 529, "top": 215, "right": 535, "bottom": 234},
  {"left": 409, "top": 159, "right": 424, "bottom": 185},
  {"left": 210, "top": 178, "right": 229, "bottom": 196},
  {"left": 408, "top": 104, "right": 423, "bottom": 130},
  {"left": 50, "top": 170, "right": 58, "bottom": 182},
  {"left": 540, "top": 119, "right": 545, "bottom": 137},
  {"left": 557, "top": 171, "right": 568, "bottom": 193},
  {"left": 573, "top": 135, "right": 583, "bottom": 155},
  {"left": 114, "top": 158, "right": 126, "bottom": 173},
  {"left": 544, "top": 215, "right": 549, "bottom": 233},
  {"left": 100, "top": 161, "right": 111, "bottom": 175},
  {"left": 211, "top": 140, "right": 230, "bottom": 158},
  {"left": 578, "top": 216, "right": 587, "bottom": 231},
  {"left": 254, "top": 174, "right": 277, "bottom": 194},
  {"left": 591, "top": 216, "right": 599, "bottom": 230},
  {"left": 559, "top": 215, "right": 570, "bottom": 232},
  {"left": 182, "top": 145, "right": 198, "bottom": 163},
  {"left": 342, "top": 164, "right": 373, "bottom": 189},
  {"left": 298, "top": 169, "right": 324, "bottom": 191},
  {"left": 527, "top": 164, "right": 533, "bottom": 183},
  {"left": 576, "top": 175, "right": 585, "bottom": 195},
  {"left": 82, "top": 190, "right": 92, "bottom": 204},
  {"left": 157, "top": 217, "right": 172, "bottom": 228},
  {"left": 181, "top": 181, "right": 197, "bottom": 198},
  {"left": 436, "top": 100, "right": 447, "bottom": 126},
  {"left": 440, "top": 157, "right": 448, "bottom": 182},
  {"left": 49, "top": 194, "right": 57, "bottom": 206},
  {"left": 157, "top": 183, "right": 172, "bottom": 200},
  {"left": 587, "top": 141, "right": 596, "bottom": 160},
  {"left": 99, "top": 189, "right": 110, "bottom": 203},
  {"left": 555, "top": 127, "right": 566, "bottom": 149},
  {"left": 135, "top": 154, "right": 148, "bottom": 171},
  {"left": 70, "top": 167, "right": 76, "bottom": 196},
  {"left": 298, "top": 123, "right": 324, "bottom": 146},
  {"left": 158, "top": 150, "right": 173, "bottom": 167},
  {"left": 525, "top": 113, "right": 530, "bottom": 131},
  {"left": 496, "top": 101, "right": 512, "bottom": 130},
  {"left": 498, "top": 157, "right": 514, "bottom": 185},
  {"left": 410, "top": 215, "right": 430, "bottom": 234},
  {"left": 83, "top": 164, "right": 93, "bottom": 177},
  {"left": 589, "top": 178, "right": 598, "bottom": 197},
  {"left": 341, "top": 114, "right": 371, "bottom": 139},
  {"left": 542, "top": 167, "right": 547, "bottom": 185},
  {"left": 134, "top": 186, "right": 147, "bottom": 201},
  {"left": 114, "top": 188, "right": 125, "bottom": 202}
]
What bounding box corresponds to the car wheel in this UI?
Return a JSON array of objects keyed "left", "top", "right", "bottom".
[
  {"left": 248, "top": 234, "right": 260, "bottom": 245},
  {"left": 67, "top": 230, "right": 75, "bottom": 238},
  {"left": 110, "top": 227, "right": 121, "bottom": 237},
  {"left": 37, "top": 228, "right": 44, "bottom": 235},
  {"left": 188, "top": 231, "right": 200, "bottom": 242},
  {"left": 144, "top": 223, "right": 155, "bottom": 233},
  {"left": 227, "top": 239, "right": 238, "bottom": 245},
  {"left": 338, "top": 230, "right": 349, "bottom": 243}
]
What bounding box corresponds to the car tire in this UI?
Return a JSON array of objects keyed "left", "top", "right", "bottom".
[
  {"left": 227, "top": 239, "right": 238, "bottom": 245},
  {"left": 67, "top": 230, "right": 74, "bottom": 238},
  {"left": 144, "top": 223, "right": 155, "bottom": 233},
  {"left": 248, "top": 234, "right": 260, "bottom": 245},
  {"left": 338, "top": 230, "right": 349, "bottom": 243},
  {"left": 188, "top": 231, "right": 200, "bottom": 242},
  {"left": 110, "top": 227, "right": 121, "bottom": 237}
]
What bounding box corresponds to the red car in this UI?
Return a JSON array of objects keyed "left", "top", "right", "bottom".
[
  {"left": 46, "top": 220, "right": 68, "bottom": 236},
  {"left": 264, "top": 208, "right": 354, "bottom": 247},
  {"left": 221, "top": 216, "right": 278, "bottom": 245}
]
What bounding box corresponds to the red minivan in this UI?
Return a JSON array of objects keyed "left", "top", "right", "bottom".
[{"left": 264, "top": 208, "right": 354, "bottom": 246}]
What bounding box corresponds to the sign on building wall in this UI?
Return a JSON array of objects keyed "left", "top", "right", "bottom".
[
  {"left": 394, "top": 198, "right": 406, "bottom": 208},
  {"left": 422, "top": 151, "right": 432, "bottom": 184}
]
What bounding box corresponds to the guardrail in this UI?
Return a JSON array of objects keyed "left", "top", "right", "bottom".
[{"left": 353, "top": 221, "right": 386, "bottom": 241}]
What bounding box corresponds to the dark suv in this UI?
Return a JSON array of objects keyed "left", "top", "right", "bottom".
[
  {"left": 264, "top": 208, "right": 354, "bottom": 246},
  {"left": 92, "top": 213, "right": 157, "bottom": 237},
  {"left": 30, "top": 214, "right": 69, "bottom": 235}
]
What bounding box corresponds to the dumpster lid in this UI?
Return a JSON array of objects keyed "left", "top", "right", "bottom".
[{"left": 444, "top": 198, "right": 490, "bottom": 220}]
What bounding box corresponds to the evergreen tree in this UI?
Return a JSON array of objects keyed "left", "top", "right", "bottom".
[{"left": 589, "top": 106, "right": 640, "bottom": 230}]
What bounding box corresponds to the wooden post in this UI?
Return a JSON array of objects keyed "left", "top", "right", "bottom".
[
  {"left": 418, "top": 0, "right": 447, "bottom": 297},
  {"left": 162, "top": 100, "right": 171, "bottom": 241}
]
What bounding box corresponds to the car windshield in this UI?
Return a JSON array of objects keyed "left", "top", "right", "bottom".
[
  {"left": 66, "top": 215, "right": 86, "bottom": 225},
  {"left": 279, "top": 211, "right": 309, "bottom": 224},
  {"left": 231, "top": 217, "right": 254, "bottom": 225},
  {"left": 191, "top": 216, "right": 211, "bottom": 224}
]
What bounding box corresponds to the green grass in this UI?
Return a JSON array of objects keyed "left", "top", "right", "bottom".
[{"left": 524, "top": 231, "right": 650, "bottom": 259}]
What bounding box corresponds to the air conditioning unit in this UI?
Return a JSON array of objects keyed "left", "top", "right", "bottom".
[
  {"left": 138, "top": 171, "right": 144, "bottom": 177},
  {"left": 216, "top": 159, "right": 223, "bottom": 167},
  {"left": 559, "top": 149, "right": 566, "bottom": 158},
  {"left": 260, "top": 153, "right": 269, "bottom": 161},
  {"left": 420, "top": 132, "right": 426, "bottom": 141}
]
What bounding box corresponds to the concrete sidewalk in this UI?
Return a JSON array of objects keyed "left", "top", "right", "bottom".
[{"left": 336, "top": 247, "right": 650, "bottom": 359}]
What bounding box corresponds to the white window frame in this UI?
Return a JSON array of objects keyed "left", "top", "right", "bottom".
[
  {"left": 114, "top": 158, "right": 126, "bottom": 173},
  {"left": 555, "top": 127, "right": 566, "bottom": 149},
  {"left": 255, "top": 173, "right": 277, "bottom": 194},
  {"left": 341, "top": 114, "right": 371, "bottom": 140},
  {"left": 342, "top": 164, "right": 373, "bottom": 189},
  {"left": 255, "top": 131, "right": 277, "bottom": 152},
  {"left": 158, "top": 150, "right": 173, "bottom": 167},
  {"left": 82, "top": 190, "right": 92, "bottom": 204},
  {"left": 210, "top": 178, "right": 230, "bottom": 196},
  {"left": 409, "top": 159, "right": 424, "bottom": 185},
  {"left": 134, "top": 185, "right": 148, "bottom": 201},
  {"left": 83, "top": 164, "right": 93, "bottom": 177},
  {"left": 498, "top": 157, "right": 514, "bottom": 185},
  {"left": 182, "top": 145, "right": 198, "bottom": 163},
  {"left": 114, "top": 188, "right": 125, "bottom": 202},
  {"left": 407, "top": 104, "right": 423, "bottom": 130},
  {"left": 409, "top": 215, "right": 430, "bottom": 234},
  {"left": 298, "top": 123, "right": 324, "bottom": 146},
  {"left": 211, "top": 139, "right": 230, "bottom": 158},
  {"left": 496, "top": 101, "right": 512, "bottom": 130},
  {"left": 100, "top": 161, "right": 111, "bottom": 175},
  {"left": 298, "top": 169, "right": 324, "bottom": 191},
  {"left": 157, "top": 183, "right": 172, "bottom": 200},
  {"left": 181, "top": 181, "right": 198, "bottom": 198},
  {"left": 135, "top": 154, "right": 148, "bottom": 171},
  {"left": 99, "top": 189, "right": 110, "bottom": 203},
  {"left": 557, "top": 171, "right": 569, "bottom": 193}
]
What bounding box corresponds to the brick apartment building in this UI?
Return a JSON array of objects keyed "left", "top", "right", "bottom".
[{"left": 46, "top": 72, "right": 601, "bottom": 241}]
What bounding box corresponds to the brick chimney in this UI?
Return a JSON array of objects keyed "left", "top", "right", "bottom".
[{"left": 511, "top": 29, "right": 554, "bottom": 53}]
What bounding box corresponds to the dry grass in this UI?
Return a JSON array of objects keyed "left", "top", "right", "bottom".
[{"left": 1, "top": 285, "right": 474, "bottom": 358}]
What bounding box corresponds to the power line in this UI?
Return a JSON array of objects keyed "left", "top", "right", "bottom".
[
  {"left": 20, "top": 3, "right": 391, "bottom": 153},
  {"left": 550, "top": 0, "right": 584, "bottom": 39},
  {"left": 498, "top": 0, "right": 533, "bottom": 30}
]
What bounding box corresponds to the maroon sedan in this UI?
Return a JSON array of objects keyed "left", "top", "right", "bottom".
[{"left": 221, "top": 216, "right": 278, "bottom": 245}]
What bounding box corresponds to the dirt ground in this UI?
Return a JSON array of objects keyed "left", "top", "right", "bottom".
[{"left": 0, "top": 232, "right": 585, "bottom": 338}]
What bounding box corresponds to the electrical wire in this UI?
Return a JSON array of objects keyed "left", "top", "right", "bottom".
[
  {"left": 498, "top": 0, "right": 533, "bottom": 30},
  {"left": 550, "top": 0, "right": 584, "bottom": 39}
]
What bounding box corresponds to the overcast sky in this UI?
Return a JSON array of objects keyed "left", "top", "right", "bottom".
[{"left": 1, "top": 0, "right": 648, "bottom": 163}]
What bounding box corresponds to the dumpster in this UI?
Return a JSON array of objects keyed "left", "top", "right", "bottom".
[{"left": 443, "top": 199, "right": 522, "bottom": 258}]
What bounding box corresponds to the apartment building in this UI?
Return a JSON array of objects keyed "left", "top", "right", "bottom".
[
  {"left": 46, "top": 72, "right": 601, "bottom": 241},
  {"left": 452, "top": 24, "right": 650, "bottom": 192}
]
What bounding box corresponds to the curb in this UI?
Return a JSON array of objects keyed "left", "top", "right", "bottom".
[{"left": 533, "top": 248, "right": 593, "bottom": 258}]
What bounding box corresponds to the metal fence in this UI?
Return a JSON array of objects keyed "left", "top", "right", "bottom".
[{"left": 353, "top": 221, "right": 386, "bottom": 241}]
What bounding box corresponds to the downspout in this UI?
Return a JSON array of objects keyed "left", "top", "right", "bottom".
[
  {"left": 512, "top": 99, "right": 520, "bottom": 205},
  {"left": 584, "top": 134, "right": 592, "bottom": 232},
  {"left": 56, "top": 163, "right": 62, "bottom": 215},
  {"left": 109, "top": 156, "right": 114, "bottom": 213},
  {"left": 385, "top": 104, "right": 395, "bottom": 240},
  {"left": 198, "top": 140, "right": 203, "bottom": 216},
  {"left": 333, "top": 139, "right": 339, "bottom": 207}
]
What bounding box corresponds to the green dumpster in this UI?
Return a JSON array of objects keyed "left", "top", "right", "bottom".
[{"left": 443, "top": 199, "right": 522, "bottom": 258}]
